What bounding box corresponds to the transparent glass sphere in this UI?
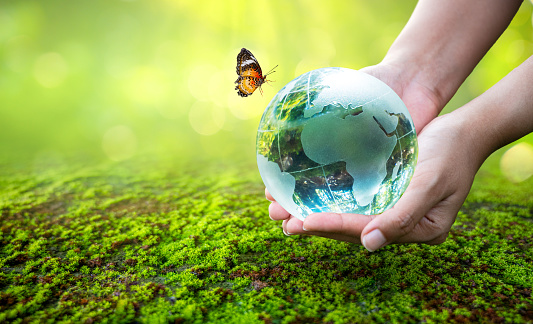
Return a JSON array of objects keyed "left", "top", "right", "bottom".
[{"left": 256, "top": 67, "right": 417, "bottom": 221}]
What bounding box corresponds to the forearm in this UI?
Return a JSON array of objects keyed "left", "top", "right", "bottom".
[
  {"left": 383, "top": 0, "right": 522, "bottom": 111},
  {"left": 454, "top": 55, "right": 533, "bottom": 168}
]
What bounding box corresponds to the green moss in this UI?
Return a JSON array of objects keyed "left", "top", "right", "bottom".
[{"left": 0, "top": 154, "right": 532, "bottom": 323}]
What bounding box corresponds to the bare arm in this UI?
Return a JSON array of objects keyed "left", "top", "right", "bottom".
[
  {"left": 455, "top": 55, "right": 533, "bottom": 167},
  {"left": 378, "top": 0, "right": 523, "bottom": 129},
  {"left": 268, "top": 0, "right": 532, "bottom": 251}
]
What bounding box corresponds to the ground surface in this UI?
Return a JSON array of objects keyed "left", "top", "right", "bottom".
[{"left": 0, "top": 154, "right": 532, "bottom": 323}]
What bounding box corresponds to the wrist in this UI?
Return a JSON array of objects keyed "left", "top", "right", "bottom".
[
  {"left": 446, "top": 108, "right": 495, "bottom": 172},
  {"left": 380, "top": 51, "right": 455, "bottom": 114},
  {"left": 380, "top": 0, "right": 522, "bottom": 116}
]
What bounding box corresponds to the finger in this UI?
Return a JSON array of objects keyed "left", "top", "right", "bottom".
[
  {"left": 265, "top": 188, "right": 275, "bottom": 202},
  {"left": 390, "top": 197, "right": 460, "bottom": 244},
  {"left": 424, "top": 231, "right": 449, "bottom": 245},
  {"left": 269, "top": 202, "right": 290, "bottom": 220},
  {"left": 281, "top": 214, "right": 362, "bottom": 243},
  {"left": 360, "top": 178, "right": 442, "bottom": 252},
  {"left": 302, "top": 212, "right": 373, "bottom": 237},
  {"left": 283, "top": 216, "right": 304, "bottom": 235},
  {"left": 306, "top": 232, "right": 362, "bottom": 244}
]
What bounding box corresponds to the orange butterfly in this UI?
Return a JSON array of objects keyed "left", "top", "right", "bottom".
[{"left": 235, "top": 48, "right": 277, "bottom": 97}]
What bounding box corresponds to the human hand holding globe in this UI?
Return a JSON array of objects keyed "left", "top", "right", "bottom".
[
  {"left": 264, "top": 0, "right": 533, "bottom": 252},
  {"left": 257, "top": 67, "right": 418, "bottom": 219},
  {"left": 264, "top": 63, "right": 475, "bottom": 251}
]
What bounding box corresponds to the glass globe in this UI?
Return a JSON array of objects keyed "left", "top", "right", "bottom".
[{"left": 256, "top": 67, "right": 417, "bottom": 221}]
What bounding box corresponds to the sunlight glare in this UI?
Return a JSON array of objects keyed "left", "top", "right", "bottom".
[
  {"left": 227, "top": 92, "right": 265, "bottom": 120},
  {"left": 124, "top": 66, "right": 169, "bottom": 106},
  {"left": 500, "top": 142, "right": 533, "bottom": 183},
  {"left": 188, "top": 64, "right": 219, "bottom": 101},
  {"left": 188, "top": 101, "right": 225, "bottom": 136},
  {"left": 102, "top": 125, "right": 138, "bottom": 161},
  {"left": 33, "top": 52, "right": 69, "bottom": 88}
]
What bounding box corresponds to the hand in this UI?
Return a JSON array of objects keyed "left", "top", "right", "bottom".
[
  {"left": 268, "top": 112, "right": 484, "bottom": 250},
  {"left": 360, "top": 63, "right": 441, "bottom": 133},
  {"left": 267, "top": 62, "right": 449, "bottom": 245},
  {"left": 267, "top": 0, "right": 528, "bottom": 250}
]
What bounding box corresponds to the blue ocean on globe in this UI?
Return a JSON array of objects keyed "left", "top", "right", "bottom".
[{"left": 256, "top": 67, "right": 418, "bottom": 221}]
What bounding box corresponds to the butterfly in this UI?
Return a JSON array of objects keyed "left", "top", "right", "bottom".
[{"left": 235, "top": 48, "right": 277, "bottom": 97}]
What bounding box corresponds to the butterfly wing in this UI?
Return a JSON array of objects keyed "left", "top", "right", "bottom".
[
  {"left": 235, "top": 76, "right": 261, "bottom": 97},
  {"left": 236, "top": 48, "right": 263, "bottom": 77}
]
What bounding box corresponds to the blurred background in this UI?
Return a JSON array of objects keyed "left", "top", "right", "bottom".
[{"left": 0, "top": 0, "right": 532, "bottom": 181}]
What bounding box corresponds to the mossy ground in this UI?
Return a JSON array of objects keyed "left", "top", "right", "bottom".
[{"left": 0, "top": 153, "right": 532, "bottom": 324}]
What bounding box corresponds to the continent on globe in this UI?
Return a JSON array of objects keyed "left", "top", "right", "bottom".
[
  {"left": 301, "top": 105, "right": 398, "bottom": 207},
  {"left": 256, "top": 67, "right": 417, "bottom": 221}
]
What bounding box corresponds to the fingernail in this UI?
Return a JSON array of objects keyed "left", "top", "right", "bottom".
[
  {"left": 362, "top": 229, "right": 386, "bottom": 252},
  {"left": 302, "top": 225, "right": 308, "bottom": 231},
  {"left": 282, "top": 220, "right": 291, "bottom": 235}
]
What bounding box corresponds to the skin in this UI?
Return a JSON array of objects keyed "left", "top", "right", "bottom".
[{"left": 267, "top": 0, "right": 533, "bottom": 251}]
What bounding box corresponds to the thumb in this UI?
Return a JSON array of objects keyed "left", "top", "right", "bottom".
[{"left": 360, "top": 182, "right": 440, "bottom": 252}]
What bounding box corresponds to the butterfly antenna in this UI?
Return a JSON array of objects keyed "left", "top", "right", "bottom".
[
  {"left": 265, "top": 65, "right": 278, "bottom": 77},
  {"left": 264, "top": 65, "right": 278, "bottom": 85}
]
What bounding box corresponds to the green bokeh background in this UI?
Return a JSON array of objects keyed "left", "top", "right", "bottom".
[
  {"left": 1, "top": 0, "right": 532, "bottom": 169},
  {"left": 1, "top": 2, "right": 533, "bottom": 322}
]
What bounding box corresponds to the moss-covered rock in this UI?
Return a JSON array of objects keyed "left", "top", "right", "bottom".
[{"left": 0, "top": 155, "right": 532, "bottom": 323}]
